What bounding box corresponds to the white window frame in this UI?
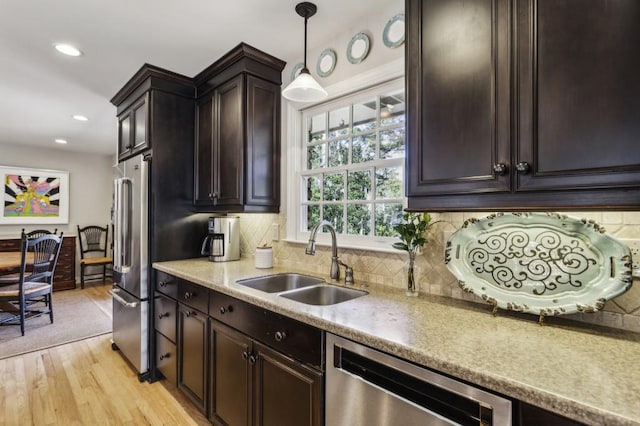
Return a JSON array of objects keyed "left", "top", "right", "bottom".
[{"left": 283, "top": 58, "right": 405, "bottom": 252}]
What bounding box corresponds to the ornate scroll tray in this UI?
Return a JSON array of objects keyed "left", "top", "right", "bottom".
[{"left": 445, "top": 213, "right": 633, "bottom": 319}]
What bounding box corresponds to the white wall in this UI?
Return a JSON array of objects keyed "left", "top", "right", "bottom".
[{"left": 0, "top": 142, "right": 114, "bottom": 281}]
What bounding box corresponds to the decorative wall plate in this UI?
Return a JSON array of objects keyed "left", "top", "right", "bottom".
[
  {"left": 383, "top": 13, "right": 405, "bottom": 48},
  {"left": 290, "top": 62, "right": 304, "bottom": 82},
  {"left": 347, "top": 32, "right": 370, "bottom": 64},
  {"left": 445, "top": 212, "right": 632, "bottom": 319},
  {"left": 317, "top": 48, "right": 336, "bottom": 77}
]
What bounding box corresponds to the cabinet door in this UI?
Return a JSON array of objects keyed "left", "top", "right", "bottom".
[
  {"left": 195, "top": 96, "right": 215, "bottom": 206},
  {"left": 118, "top": 113, "right": 132, "bottom": 158},
  {"left": 245, "top": 75, "right": 280, "bottom": 210},
  {"left": 209, "top": 320, "right": 252, "bottom": 426},
  {"left": 406, "top": 0, "right": 511, "bottom": 197},
  {"left": 516, "top": 0, "right": 640, "bottom": 193},
  {"left": 132, "top": 97, "right": 147, "bottom": 152},
  {"left": 213, "top": 75, "right": 244, "bottom": 208},
  {"left": 253, "top": 342, "right": 322, "bottom": 426},
  {"left": 178, "top": 304, "right": 207, "bottom": 413}
]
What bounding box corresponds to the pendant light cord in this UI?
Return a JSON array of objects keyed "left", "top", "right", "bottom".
[{"left": 303, "top": 15, "right": 308, "bottom": 68}]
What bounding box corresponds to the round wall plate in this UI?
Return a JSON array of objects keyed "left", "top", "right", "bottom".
[
  {"left": 290, "top": 62, "right": 305, "bottom": 82},
  {"left": 316, "top": 49, "right": 337, "bottom": 77},
  {"left": 383, "top": 13, "right": 405, "bottom": 48},
  {"left": 347, "top": 32, "right": 370, "bottom": 64}
]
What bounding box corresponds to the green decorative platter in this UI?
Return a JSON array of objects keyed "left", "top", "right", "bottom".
[{"left": 445, "top": 213, "right": 633, "bottom": 318}]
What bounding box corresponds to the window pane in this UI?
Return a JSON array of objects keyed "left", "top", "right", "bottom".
[
  {"left": 305, "top": 175, "right": 321, "bottom": 201},
  {"left": 324, "top": 205, "right": 344, "bottom": 233},
  {"left": 352, "top": 134, "right": 376, "bottom": 164},
  {"left": 329, "top": 107, "right": 350, "bottom": 138},
  {"left": 380, "top": 128, "right": 405, "bottom": 159},
  {"left": 376, "top": 167, "right": 403, "bottom": 199},
  {"left": 309, "top": 113, "right": 326, "bottom": 141},
  {"left": 353, "top": 99, "right": 377, "bottom": 134},
  {"left": 347, "top": 170, "right": 371, "bottom": 200},
  {"left": 305, "top": 205, "right": 321, "bottom": 231},
  {"left": 347, "top": 204, "right": 371, "bottom": 236},
  {"left": 380, "top": 91, "right": 405, "bottom": 126},
  {"left": 375, "top": 203, "right": 403, "bottom": 237},
  {"left": 307, "top": 144, "right": 326, "bottom": 169},
  {"left": 323, "top": 173, "right": 344, "bottom": 201},
  {"left": 328, "top": 139, "right": 349, "bottom": 167}
]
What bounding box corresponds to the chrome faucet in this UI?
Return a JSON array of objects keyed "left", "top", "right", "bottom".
[{"left": 305, "top": 220, "right": 354, "bottom": 284}]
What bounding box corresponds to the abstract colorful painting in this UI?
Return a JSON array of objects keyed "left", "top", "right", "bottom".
[{"left": 1, "top": 166, "right": 69, "bottom": 224}]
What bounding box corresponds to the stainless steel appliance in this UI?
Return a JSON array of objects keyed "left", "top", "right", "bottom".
[
  {"left": 111, "top": 153, "right": 206, "bottom": 380},
  {"left": 326, "top": 333, "right": 512, "bottom": 425},
  {"left": 200, "top": 215, "right": 240, "bottom": 262}
]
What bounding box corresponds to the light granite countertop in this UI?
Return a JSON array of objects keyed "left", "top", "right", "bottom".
[{"left": 153, "top": 258, "right": 640, "bottom": 426}]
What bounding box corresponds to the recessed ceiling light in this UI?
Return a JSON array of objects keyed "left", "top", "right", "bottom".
[
  {"left": 54, "top": 43, "right": 82, "bottom": 57},
  {"left": 55, "top": 139, "right": 68, "bottom": 144},
  {"left": 72, "top": 115, "right": 88, "bottom": 121}
]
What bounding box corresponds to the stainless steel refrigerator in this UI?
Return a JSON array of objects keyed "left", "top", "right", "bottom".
[{"left": 111, "top": 153, "right": 206, "bottom": 380}]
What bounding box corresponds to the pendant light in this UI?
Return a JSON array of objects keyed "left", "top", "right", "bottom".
[{"left": 282, "top": 2, "right": 328, "bottom": 103}]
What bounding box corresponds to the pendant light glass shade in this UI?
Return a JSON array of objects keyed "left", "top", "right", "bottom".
[
  {"left": 282, "top": 2, "right": 328, "bottom": 103},
  {"left": 282, "top": 68, "right": 328, "bottom": 102}
]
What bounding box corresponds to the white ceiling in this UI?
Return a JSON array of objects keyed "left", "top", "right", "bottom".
[{"left": 0, "top": 0, "right": 392, "bottom": 156}]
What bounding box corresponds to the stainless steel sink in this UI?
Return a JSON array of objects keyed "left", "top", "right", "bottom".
[
  {"left": 279, "top": 285, "right": 368, "bottom": 306},
  {"left": 236, "top": 273, "right": 325, "bottom": 293}
]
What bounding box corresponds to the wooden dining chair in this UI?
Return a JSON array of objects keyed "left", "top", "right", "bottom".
[
  {"left": 77, "top": 225, "right": 113, "bottom": 288},
  {"left": 0, "top": 233, "right": 63, "bottom": 336},
  {"left": 22, "top": 228, "right": 58, "bottom": 239},
  {"left": 0, "top": 228, "right": 59, "bottom": 287}
]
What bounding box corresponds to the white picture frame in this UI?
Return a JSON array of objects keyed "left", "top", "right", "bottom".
[{"left": 0, "top": 165, "right": 70, "bottom": 224}]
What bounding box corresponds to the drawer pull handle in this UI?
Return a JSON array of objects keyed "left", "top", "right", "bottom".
[
  {"left": 185, "top": 310, "right": 196, "bottom": 318},
  {"left": 158, "top": 312, "right": 170, "bottom": 319},
  {"left": 159, "top": 353, "right": 171, "bottom": 361},
  {"left": 184, "top": 292, "right": 193, "bottom": 300},
  {"left": 275, "top": 331, "right": 287, "bottom": 342},
  {"left": 220, "top": 305, "right": 233, "bottom": 314},
  {"left": 159, "top": 280, "right": 168, "bottom": 288}
]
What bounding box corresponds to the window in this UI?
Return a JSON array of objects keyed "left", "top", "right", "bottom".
[{"left": 295, "top": 79, "right": 405, "bottom": 249}]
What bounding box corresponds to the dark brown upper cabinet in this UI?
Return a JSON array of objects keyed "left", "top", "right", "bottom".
[
  {"left": 111, "top": 65, "right": 195, "bottom": 163},
  {"left": 406, "top": 0, "right": 640, "bottom": 211},
  {"left": 194, "top": 43, "right": 285, "bottom": 213}
]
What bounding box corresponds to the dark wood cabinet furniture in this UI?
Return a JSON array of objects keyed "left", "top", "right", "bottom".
[
  {"left": 518, "top": 402, "right": 584, "bottom": 426},
  {"left": 152, "top": 270, "right": 323, "bottom": 424},
  {"left": 406, "top": 0, "right": 640, "bottom": 210},
  {"left": 194, "top": 43, "right": 285, "bottom": 213},
  {"left": 177, "top": 280, "right": 210, "bottom": 413},
  {"left": 0, "top": 235, "right": 75, "bottom": 291},
  {"left": 111, "top": 64, "right": 195, "bottom": 163}
]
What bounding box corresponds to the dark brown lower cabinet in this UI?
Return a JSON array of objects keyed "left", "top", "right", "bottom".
[
  {"left": 178, "top": 303, "right": 208, "bottom": 413},
  {"left": 518, "top": 402, "right": 585, "bottom": 426},
  {"left": 209, "top": 320, "right": 322, "bottom": 426}
]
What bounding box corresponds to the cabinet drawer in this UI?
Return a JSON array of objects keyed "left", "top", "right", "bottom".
[
  {"left": 178, "top": 281, "right": 209, "bottom": 314},
  {"left": 155, "top": 293, "right": 176, "bottom": 342},
  {"left": 155, "top": 270, "right": 178, "bottom": 299},
  {"left": 210, "top": 291, "right": 323, "bottom": 369},
  {"left": 156, "top": 331, "right": 177, "bottom": 386}
]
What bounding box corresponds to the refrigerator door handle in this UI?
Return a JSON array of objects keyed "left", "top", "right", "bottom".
[
  {"left": 113, "top": 177, "right": 132, "bottom": 273},
  {"left": 109, "top": 288, "right": 139, "bottom": 308}
]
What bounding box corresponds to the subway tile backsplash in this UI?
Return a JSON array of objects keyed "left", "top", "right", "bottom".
[{"left": 237, "top": 211, "right": 640, "bottom": 333}]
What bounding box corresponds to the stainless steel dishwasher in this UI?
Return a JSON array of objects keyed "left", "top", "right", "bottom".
[{"left": 326, "top": 333, "right": 512, "bottom": 425}]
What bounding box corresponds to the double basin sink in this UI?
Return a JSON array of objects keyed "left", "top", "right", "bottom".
[{"left": 236, "top": 273, "right": 367, "bottom": 306}]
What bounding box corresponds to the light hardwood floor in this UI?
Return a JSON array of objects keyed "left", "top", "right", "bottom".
[{"left": 0, "top": 282, "right": 208, "bottom": 426}]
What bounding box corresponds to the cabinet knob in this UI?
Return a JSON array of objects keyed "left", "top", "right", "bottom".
[
  {"left": 208, "top": 192, "right": 219, "bottom": 199},
  {"left": 183, "top": 292, "right": 193, "bottom": 300},
  {"left": 159, "top": 353, "right": 171, "bottom": 361},
  {"left": 185, "top": 310, "right": 196, "bottom": 318},
  {"left": 492, "top": 163, "right": 507, "bottom": 176},
  {"left": 275, "top": 331, "right": 287, "bottom": 342},
  {"left": 249, "top": 354, "right": 258, "bottom": 364},
  {"left": 242, "top": 351, "right": 250, "bottom": 360},
  {"left": 158, "top": 312, "right": 169, "bottom": 319},
  {"left": 159, "top": 280, "right": 168, "bottom": 288},
  {"left": 220, "top": 305, "right": 233, "bottom": 314},
  {"left": 516, "top": 162, "right": 530, "bottom": 174}
]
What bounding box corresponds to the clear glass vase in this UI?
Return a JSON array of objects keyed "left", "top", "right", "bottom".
[{"left": 405, "top": 251, "right": 418, "bottom": 297}]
